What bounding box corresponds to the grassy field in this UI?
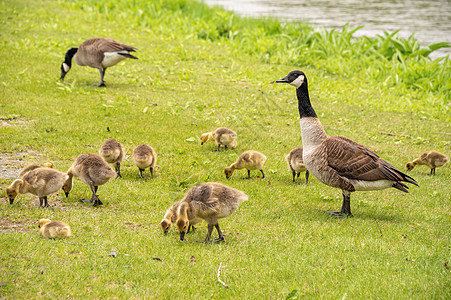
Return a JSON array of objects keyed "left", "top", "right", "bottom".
[{"left": 0, "top": 0, "right": 450, "bottom": 298}]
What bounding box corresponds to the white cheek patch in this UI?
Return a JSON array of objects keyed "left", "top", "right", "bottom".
[
  {"left": 63, "top": 63, "right": 70, "bottom": 72},
  {"left": 290, "top": 75, "right": 305, "bottom": 88}
]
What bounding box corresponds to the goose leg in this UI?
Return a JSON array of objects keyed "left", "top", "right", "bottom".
[
  {"left": 204, "top": 224, "right": 215, "bottom": 243},
  {"left": 260, "top": 169, "right": 265, "bottom": 179},
  {"left": 305, "top": 171, "right": 310, "bottom": 184},
  {"left": 97, "top": 68, "right": 106, "bottom": 87},
  {"left": 116, "top": 161, "right": 122, "bottom": 178},
  {"left": 327, "top": 190, "right": 353, "bottom": 218},
  {"left": 213, "top": 224, "right": 225, "bottom": 242}
]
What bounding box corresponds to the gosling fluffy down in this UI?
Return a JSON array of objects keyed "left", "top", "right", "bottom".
[
  {"left": 200, "top": 127, "right": 237, "bottom": 151},
  {"left": 6, "top": 168, "right": 69, "bottom": 207},
  {"left": 63, "top": 153, "right": 116, "bottom": 207},
  {"left": 38, "top": 219, "right": 72, "bottom": 238},
  {"left": 132, "top": 144, "right": 157, "bottom": 178},
  {"left": 19, "top": 162, "right": 53, "bottom": 177},
  {"left": 160, "top": 200, "right": 202, "bottom": 234},
  {"left": 224, "top": 150, "right": 267, "bottom": 179},
  {"left": 286, "top": 147, "right": 310, "bottom": 183},
  {"left": 175, "top": 182, "right": 248, "bottom": 243},
  {"left": 406, "top": 151, "right": 449, "bottom": 175},
  {"left": 99, "top": 139, "right": 125, "bottom": 178}
]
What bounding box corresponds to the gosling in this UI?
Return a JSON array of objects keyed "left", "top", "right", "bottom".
[
  {"left": 38, "top": 219, "right": 72, "bottom": 239},
  {"left": 6, "top": 168, "right": 69, "bottom": 207},
  {"left": 406, "top": 151, "right": 449, "bottom": 175},
  {"left": 132, "top": 144, "right": 157, "bottom": 178},
  {"left": 160, "top": 200, "right": 202, "bottom": 234},
  {"left": 286, "top": 147, "right": 310, "bottom": 183},
  {"left": 99, "top": 139, "right": 125, "bottom": 178},
  {"left": 224, "top": 150, "right": 267, "bottom": 179},
  {"left": 175, "top": 182, "right": 248, "bottom": 243},
  {"left": 19, "top": 162, "right": 53, "bottom": 177},
  {"left": 63, "top": 153, "right": 116, "bottom": 207},
  {"left": 201, "top": 127, "right": 237, "bottom": 151}
]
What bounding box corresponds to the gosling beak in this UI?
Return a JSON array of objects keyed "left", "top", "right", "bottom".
[
  {"left": 9, "top": 198, "right": 14, "bottom": 205},
  {"left": 201, "top": 142, "right": 204, "bottom": 145},
  {"left": 275, "top": 76, "right": 289, "bottom": 84},
  {"left": 180, "top": 231, "right": 185, "bottom": 241},
  {"left": 65, "top": 192, "right": 69, "bottom": 198},
  {"left": 164, "top": 231, "right": 168, "bottom": 236}
]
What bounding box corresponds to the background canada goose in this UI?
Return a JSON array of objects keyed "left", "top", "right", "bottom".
[
  {"left": 6, "top": 168, "right": 69, "bottom": 207},
  {"left": 224, "top": 150, "right": 267, "bottom": 179},
  {"left": 200, "top": 127, "right": 237, "bottom": 151},
  {"left": 132, "top": 144, "right": 157, "bottom": 178},
  {"left": 175, "top": 182, "right": 248, "bottom": 243},
  {"left": 60, "top": 38, "right": 138, "bottom": 87},
  {"left": 38, "top": 219, "right": 72, "bottom": 238},
  {"left": 99, "top": 139, "right": 125, "bottom": 178},
  {"left": 276, "top": 70, "right": 418, "bottom": 217},
  {"left": 19, "top": 162, "right": 53, "bottom": 177},
  {"left": 63, "top": 153, "right": 116, "bottom": 207},
  {"left": 406, "top": 150, "right": 449, "bottom": 175},
  {"left": 160, "top": 200, "right": 202, "bottom": 234},
  {"left": 286, "top": 147, "right": 310, "bottom": 184}
]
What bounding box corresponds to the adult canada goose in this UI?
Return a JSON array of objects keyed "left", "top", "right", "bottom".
[
  {"left": 160, "top": 200, "right": 202, "bottom": 234},
  {"left": 406, "top": 151, "right": 449, "bottom": 175},
  {"left": 275, "top": 70, "right": 418, "bottom": 217},
  {"left": 200, "top": 127, "right": 237, "bottom": 151},
  {"left": 6, "top": 168, "right": 69, "bottom": 207},
  {"left": 63, "top": 153, "right": 116, "bottom": 207},
  {"left": 38, "top": 219, "right": 72, "bottom": 239},
  {"left": 99, "top": 139, "right": 125, "bottom": 178},
  {"left": 224, "top": 150, "right": 267, "bottom": 179},
  {"left": 132, "top": 144, "right": 157, "bottom": 178},
  {"left": 286, "top": 147, "right": 310, "bottom": 184},
  {"left": 175, "top": 182, "right": 248, "bottom": 243},
  {"left": 19, "top": 162, "right": 53, "bottom": 177},
  {"left": 60, "top": 38, "right": 138, "bottom": 87}
]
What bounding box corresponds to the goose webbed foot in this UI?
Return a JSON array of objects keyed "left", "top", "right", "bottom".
[
  {"left": 326, "top": 190, "right": 353, "bottom": 217},
  {"left": 326, "top": 210, "right": 353, "bottom": 218}
]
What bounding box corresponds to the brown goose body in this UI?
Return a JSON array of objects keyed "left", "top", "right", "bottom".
[
  {"left": 276, "top": 70, "right": 418, "bottom": 217},
  {"left": 60, "top": 38, "right": 138, "bottom": 87},
  {"left": 132, "top": 144, "right": 157, "bottom": 178},
  {"left": 201, "top": 127, "right": 237, "bottom": 151},
  {"left": 38, "top": 219, "right": 72, "bottom": 239},
  {"left": 63, "top": 153, "right": 116, "bottom": 206},
  {"left": 406, "top": 151, "right": 449, "bottom": 175},
  {"left": 6, "top": 168, "right": 69, "bottom": 207},
  {"left": 19, "top": 162, "right": 53, "bottom": 177},
  {"left": 224, "top": 150, "right": 267, "bottom": 179},
  {"left": 286, "top": 147, "right": 310, "bottom": 183},
  {"left": 99, "top": 139, "right": 125, "bottom": 178},
  {"left": 175, "top": 182, "right": 248, "bottom": 243}
]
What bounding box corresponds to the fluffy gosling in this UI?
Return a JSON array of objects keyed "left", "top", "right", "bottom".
[
  {"left": 224, "top": 150, "right": 267, "bottom": 179},
  {"left": 286, "top": 147, "right": 310, "bottom": 183},
  {"left": 132, "top": 144, "right": 157, "bottom": 178},
  {"left": 406, "top": 151, "right": 449, "bottom": 175},
  {"left": 19, "top": 162, "right": 53, "bottom": 177},
  {"left": 160, "top": 200, "right": 202, "bottom": 234},
  {"left": 38, "top": 219, "right": 72, "bottom": 239},
  {"left": 63, "top": 153, "right": 116, "bottom": 207},
  {"left": 200, "top": 127, "right": 237, "bottom": 151},
  {"left": 6, "top": 168, "right": 69, "bottom": 207},
  {"left": 175, "top": 182, "right": 248, "bottom": 243},
  {"left": 99, "top": 139, "right": 125, "bottom": 178}
]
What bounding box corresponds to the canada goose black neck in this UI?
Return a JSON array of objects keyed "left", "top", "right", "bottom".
[
  {"left": 63, "top": 48, "right": 77, "bottom": 67},
  {"left": 296, "top": 82, "right": 317, "bottom": 118}
]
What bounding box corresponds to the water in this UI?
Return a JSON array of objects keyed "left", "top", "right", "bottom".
[{"left": 204, "top": 0, "right": 451, "bottom": 59}]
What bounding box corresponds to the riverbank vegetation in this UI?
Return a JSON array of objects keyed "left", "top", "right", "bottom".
[{"left": 0, "top": 0, "right": 449, "bottom": 298}]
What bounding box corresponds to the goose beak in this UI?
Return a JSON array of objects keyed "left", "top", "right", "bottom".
[
  {"left": 274, "top": 76, "right": 289, "bottom": 84},
  {"left": 60, "top": 69, "right": 67, "bottom": 80},
  {"left": 65, "top": 192, "right": 69, "bottom": 198},
  {"left": 179, "top": 231, "right": 185, "bottom": 241}
]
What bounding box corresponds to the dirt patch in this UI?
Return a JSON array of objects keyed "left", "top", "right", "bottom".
[
  {"left": 0, "top": 150, "right": 46, "bottom": 180},
  {"left": 0, "top": 217, "right": 33, "bottom": 233}
]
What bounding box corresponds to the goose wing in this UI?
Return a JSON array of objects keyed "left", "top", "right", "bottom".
[{"left": 326, "top": 136, "right": 417, "bottom": 185}]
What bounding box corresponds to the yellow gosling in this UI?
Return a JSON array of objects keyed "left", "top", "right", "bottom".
[
  {"left": 406, "top": 151, "right": 449, "bottom": 175},
  {"left": 38, "top": 219, "right": 72, "bottom": 238},
  {"left": 224, "top": 150, "right": 267, "bottom": 179},
  {"left": 99, "top": 139, "right": 125, "bottom": 178}
]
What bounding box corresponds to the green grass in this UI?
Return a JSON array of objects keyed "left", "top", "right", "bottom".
[{"left": 0, "top": 0, "right": 450, "bottom": 298}]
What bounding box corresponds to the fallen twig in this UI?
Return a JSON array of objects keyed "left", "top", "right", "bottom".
[
  {"left": 217, "top": 262, "right": 229, "bottom": 288},
  {"left": 375, "top": 219, "right": 383, "bottom": 237}
]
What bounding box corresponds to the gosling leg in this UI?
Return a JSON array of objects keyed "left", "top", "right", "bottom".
[
  {"left": 305, "top": 170, "right": 310, "bottom": 184},
  {"left": 150, "top": 167, "right": 154, "bottom": 179},
  {"left": 139, "top": 168, "right": 145, "bottom": 178},
  {"left": 115, "top": 161, "right": 122, "bottom": 178},
  {"left": 204, "top": 224, "right": 214, "bottom": 243},
  {"left": 213, "top": 223, "right": 225, "bottom": 242},
  {"left": 260, "top": 169, "right": 265, "bottom": 179}
]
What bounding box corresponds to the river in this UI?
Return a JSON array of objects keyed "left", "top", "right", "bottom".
[{"left": 204, "top": 0, "right": 451, "bottom": 59}]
